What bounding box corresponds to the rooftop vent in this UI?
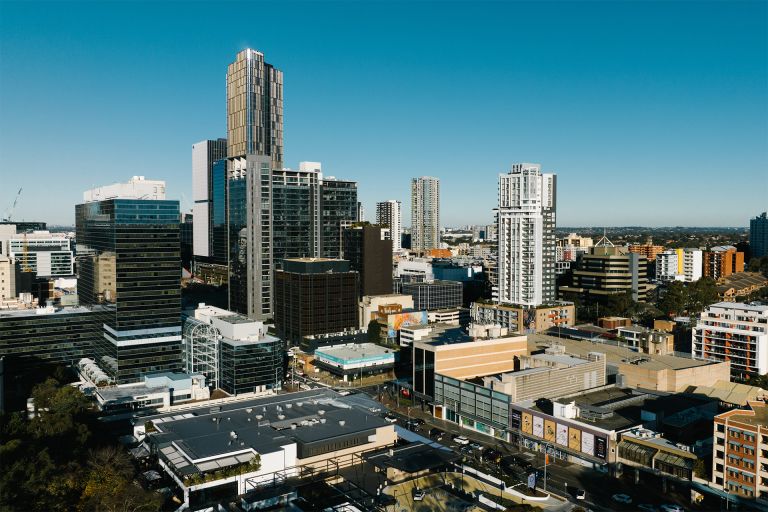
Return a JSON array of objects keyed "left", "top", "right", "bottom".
[
  {"left": 297, "top": 402, "right": 303, "bottom": 407},
  {"left": 246, "top": 408, "right": 253, "bottom": 413},
  {"left": 286, "top": 403, "right": 292, "bottom": 409},
  {"left": 318, "top": 410, "right": 325, "bottom": 415},
  {"left": 338, "top": 420, "right": 346, "bottom": 427},
  {"left": 291, "top": 424, "right": 297, "bottom": 430},
  {"left": 277, "top": 414, "right": 285, "bottom": 420},
  {"left": 255, "top": 415, "right": 263, "bottom": 421},
  {"left": 230, "top": 431, "right": 237, "bottom": 439},
  {"left": 320, "top": 418, "right": 327, "bottom": 424}
]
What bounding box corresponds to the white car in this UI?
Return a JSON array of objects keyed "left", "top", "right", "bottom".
[
  {"left": 575, "top": 489, "right": 586, "bottom": 500},
  {"left": 384, "top": 415, "right": 398, "bottom": 423},
  {"left": 413, "top": 489, "right": 426, "bottom": 501},
  {"left": 453, "top": 435, "right": 470, "bottom": 445},
  {"left": 660, "top": 505, "right": 684, "bottom": 512},
  {"left": 612, "top": 494, "right": 632, "bottom": 504}
]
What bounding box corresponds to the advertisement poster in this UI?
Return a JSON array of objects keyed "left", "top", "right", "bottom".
[
  {"left": 556, "top": 423, "right": 568, "bottom": 446},
  {"left": 544, "top": 420, "right": 556, "bottom": 442},
  {"left": 386, "top": 311, "right": 428, "bottom": 337},
  {"left": 581, "top": 431, "right": 595, "bottom": 456},
  {"left": 533, "top": 416, "right": 544, "bottom": 438},
  {"left": 511, "top": 410, "right": 521, "bottom": 430},
  {"left": 568, "top": 427, "right": 581, "bottom": 451},
  {"left": 522, "top": 412, "right": 533, "bottom": 435},
  {"left": 596, "top": 437, "right": 607, "bottom": 459}
]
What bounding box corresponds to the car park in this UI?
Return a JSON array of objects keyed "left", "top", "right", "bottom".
[{"left": 612, "top": 494, "right": 632, "bottom": 504}]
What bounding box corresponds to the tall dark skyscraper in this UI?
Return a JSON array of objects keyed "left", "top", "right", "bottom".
[
  {"left": 192, "top": 138, "right": 228, "bottom": 271},
  {"left": 225, "top": 49, "right": 283, "bottom": 320},
  {"left": 750, "top": 212, "right": 768, "bottom": 258},
  {"left": 342, "top": 224, "right": 393, "bottom": 297},
  {"left": 76, "top": 176, "right": 182, "bottom": 384},
  {"left": 272, "top": 165, "right": 320, "bottom": 267}
]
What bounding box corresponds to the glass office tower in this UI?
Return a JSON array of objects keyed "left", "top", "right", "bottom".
[
  {"left": 272, "top": 167, "right": 320, "bottom": 267},
  {"left": 320, "top": 178, "right": 358, "bottom": 259},
  {"left": 76, "top": 180, "right": 182, "bottom": 384}
]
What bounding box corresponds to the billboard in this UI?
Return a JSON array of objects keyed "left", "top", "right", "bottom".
[
  {"left": 386, "top": 311, "right": 428, "bottom": 338},
  {"left": 581, "top": 432, "right": 595, "bottom": 456},
  {"left": 511, "top": 410, "right": 521, "bottom": 430},
  {"left": 596, "top": 436, "right": 607, "bottom": 459},
  {"left": 568, "top": 427, "right": 581, "bottom": 451},
  {"left": 544, "top": 420, "right": 556, "bottom": 443},
  {"left": 556, "top": 423, "right": 568, "bottom": 446},
  {"left": 533, "top": 416, "right": 544, "bottom": 438},
  {"left": 522, "top": 412, "right": 533, "bottom": 435}
]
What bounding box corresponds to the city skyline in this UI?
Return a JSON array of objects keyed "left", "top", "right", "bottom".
[{"left": 1, "top": 1, "right": 766, "bottom": 227}]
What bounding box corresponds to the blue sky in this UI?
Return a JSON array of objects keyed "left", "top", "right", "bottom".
[{"left": 1, "top": 0, "right": 766, "bottom": 227}]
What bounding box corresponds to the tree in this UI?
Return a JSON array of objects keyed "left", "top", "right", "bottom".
[
  {"left": 367, "top": 319, "right": 383, "bottom": 343},
  {"left": 658, "top": 281, "right": 687, "bottom": 317}
]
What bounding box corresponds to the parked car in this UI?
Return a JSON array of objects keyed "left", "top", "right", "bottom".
[
  {"left": 413, "top": 489, "right": 426, "bottom": 501},
  {"left": 612, "top": 494, "right": 633, "bottom": 504},
  {"left": 660, "top": 505, "right": 684, "bottom": 512},
  {"left": 469, "top": 442, "right": 483, "bottom": 450},
  {"left": 453, "top": 435, "right": 470, "bottom": 445},
  {"left": 575, "top": 489, "right": 586, "bottom": 500},
  {"left": 384, "top": 415, "right": 398, "bottom": 423}
]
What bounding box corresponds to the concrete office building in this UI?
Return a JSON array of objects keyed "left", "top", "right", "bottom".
[
  {"left": 711, "top": 400, "right": 768, "bottom": 502},
  {"left": 750, "top": 212, "right": 768, "bottom": 258},
  {"left": 76, "top": 176, "right": 182, "bottom": 384},
  {"left": 396, "top": 279, "right": 462, "bottom": 311},
  {"left": 411, "top": 323, "right": 528, "bottom": 401},
  {"left": 183, "top": 304, "right": 283, "bottom": 394},
  {"left": 411, "top": 177, "right": 440, "bottom": 251},
  {"left": 137, "top": 389, "right": 397, "bottom": 510},
  {"left": 0, "top": 228, "right": 74, "bottom": 278},
  {"left": 376, "top": 200, "right": 402, "bottom": 252},
  {"left": 358, "top": 294, "right": 415, "bottom": 329},
  {"left": 274, "top": 259, "right": 359, "bottom": 344},
  {"left": 470, "top": 301, "right": 575, "bottom": 334},
  {"left": 703, "top": 246, "right": 745, "bottom": 281},
  {"left": 559, "top": 245, "right": 650, "bottom": 302},
  {"left": 497, "top": 163, "right": 557, "bottom": 307},
  {"left": 693, "top": 302, "right": 768, "bottom": 379},
  {"left": 191, "top": 139, "right": 228, "bottom": 277},
  {"left": 616, "top": 325, "right": 675, "bottom": 356},
  {"left": 0, "top": 256, "right": 14, "bottom": 301},
  {"left": 313, "top": 343, "right": 396, "bottom": 380},
  {"left": 529, "top": 333, "right": 731, "bottom": 392}
]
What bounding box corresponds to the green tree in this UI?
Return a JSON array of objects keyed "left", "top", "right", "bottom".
[
  {"left": 687, "top": 278, "right": 719, "bottom": 315},
  {"left": 658, "top": 281, "right": 687, "bottom": 317},
  {"left": 367, "top": 319, "right": 383, "bottom": 343}
]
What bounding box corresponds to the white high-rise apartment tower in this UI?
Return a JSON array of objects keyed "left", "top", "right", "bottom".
[
  {"left": 376, "top": 200, "right": 402, "bottom": 251},
  {"left": 497, "top": 163, "right": 556, "bottom": 306},
  {"left": 411, "top": 177, "right": 440, "bottom": 251}
]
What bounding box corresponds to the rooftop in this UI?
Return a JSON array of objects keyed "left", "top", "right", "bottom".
[
  {"left": 720, "top": 401, "right": 768, "bottom": 428},
  {"left": 315, "top": 343, "right": 395, "bottom": 361},
  {"left": 0, "top": 305, "right": 93, "bottom": 319},
  {"left": 146, "top": 389, "right": 390, "bottom": 475},
  {"left": 706, "top": 301, "right": 768, "bottom": 313},
  {"left": 365, "top": 442, "right": 460, "bottom": 473},
  {"left": 529, "top": 333, "right": 717, "bottom": 371}
]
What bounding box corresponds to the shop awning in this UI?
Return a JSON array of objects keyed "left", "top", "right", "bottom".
[{"left": 655, "top": 451, "right": 693, "bottom": 469}]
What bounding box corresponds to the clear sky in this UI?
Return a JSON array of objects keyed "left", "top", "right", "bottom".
[{"left": 1, "top": 0, "right": 766, "bottom": 227}]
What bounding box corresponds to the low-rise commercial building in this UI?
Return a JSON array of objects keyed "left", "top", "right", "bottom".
[
  {"left": 617, "top": 428, "right": 699, "bottom": 481},
  {"left": 358, "top": 294, "right": 414, "bottom": 329},
  {"left": 183, "top": 305, "right": 283, "bottom": 394},
  {"left": 411, "top": 323, "right": 528, "bottom": 401},
  {"left": 93, "top": 371, "right": 210, "bottom": 414},
  {"left": 313, "top": 343, "right": 395, "bottom": 380},
  {"left": 470, "top": 301, "right": 575, "bottom": 334},
  {"left": 692, "top": 302, "right": 768, "bottom": 379},
  {"left": 711, "top": 400, "right": 768, "bottom": 503},
  {"left": 137, "top": 389, "right": 397, "bottom": 510},
  {"left": 529, "top": 333, "right": 731, "bottom": 392}
]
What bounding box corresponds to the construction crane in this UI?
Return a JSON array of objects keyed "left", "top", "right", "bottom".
[{"left": 3, "top": 187, "right": 23, "bottom": 222}]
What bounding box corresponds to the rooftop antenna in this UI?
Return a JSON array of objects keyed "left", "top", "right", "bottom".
[{"left": 594, "top": 228, "right": 614, "bottom": 248}]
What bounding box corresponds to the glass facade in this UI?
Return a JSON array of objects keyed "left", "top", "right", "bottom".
[
  {"left": 434, "top": 373, "right": 510, "bottom": 430},
  {"left": 228, "top": 155, "right": 273, "bottom": 320},
  {"left": 75, "top": 199, "right": 182, "bottom": 383},
  {"left": 272, "top": 168, "right": 319, "bottom": 267},
  {"left": 319, "top": 179, "right": 358, "bottom": 259},
  {"left": 219, "top": 337, "right": 282, "bottom": 394},
  {"left": 210, "top": 158, "right": 229, "bottom": 264}
]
